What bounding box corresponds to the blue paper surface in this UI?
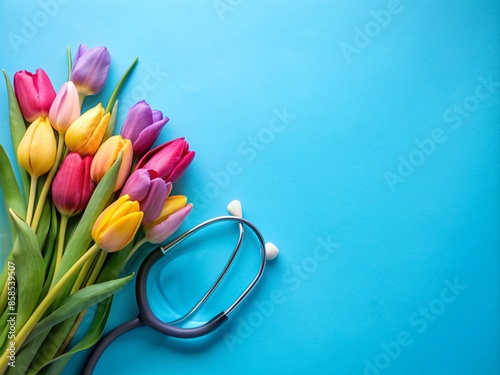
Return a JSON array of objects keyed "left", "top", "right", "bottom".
[{"left": 0, "top": 0, "right": 498, "bottom": 374}]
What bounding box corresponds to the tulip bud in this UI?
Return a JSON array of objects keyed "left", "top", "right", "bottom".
[
  {"left": 120, "top": 169, "right": 171, "bottom": 224},
  {"left": 143, "top": 195, "right": 192, "bottom": 244},
  {"left": 17, "top": 117, "right": 56, "bottom": 177},
  {"left": 121, "top": 100, "right": 169, "bottom": 155},
  {"left": 90, "top": 135, "right": 133, "bottom": 191},
  {"left": 65, "top": 104, "right": 110, "bottom": 156},
  {"left": 71, "top": 44, "right": 111, "bottom": 97},
  {"left": 52, "top": 153, "right": 95, "bottom": 216},
  {"left": 92, "top": 195, "right": 143, "bottom": 253},
  {"left": 14, "top": 68, "right": 56, "bottom": 122},
  {"left": 135, "top": 138, "right": 195, "bottom": 183},
  {"left": 49, "top": 81, "right": 80, "bottom": 134}
]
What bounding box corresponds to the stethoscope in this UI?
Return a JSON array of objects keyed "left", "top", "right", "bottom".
[{"left": 82, "top": 200, "right": 278, "bottom": 374}]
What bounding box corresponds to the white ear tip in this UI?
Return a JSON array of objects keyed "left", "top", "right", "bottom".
[
  {"left": 227, "top": 200, "right": 243, "bottom": 217},
  {"left": 265, "top": 242, "right": 279, "bottom": 260}
]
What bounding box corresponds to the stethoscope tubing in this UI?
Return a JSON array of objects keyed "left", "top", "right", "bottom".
[{"left": 82, "top": 216, "right": 266, "bottom": 374}]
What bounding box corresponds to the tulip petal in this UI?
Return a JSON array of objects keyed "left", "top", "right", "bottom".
[
  {"left": 71, "top": 45, "right": 111, "bottom": 96},
  {"left": 35, "top": 69, "right": 57, "bottom": 115},
  {"left": 146, "top": 204, "right": 192, "bottom": 244},
  {"left": 14, "top": 69, "right": 56, "bottom": 122},
  {"left": 52, "top": 153, "right": 85, "bottom": 215},
  {"left": 92, "top": 195, "right": 129, "bottom": 238},
  {"left": 73, "top": 44, "right": 88, "bottom": 64},
  {"left": 167, "top": 150, "right": 195, "bottom": 183},
  {"left": 121, "top": 101, "right": 153, "bottom": 141},
  {"left": 49, "top": 81, "right": 80, "bottom": 133},
  {"left": 142, "top": 139, "right": 185, "bottom": 177},
  {"left": 141, "top": 178, "right": 169, "bottom": 224},
  {"left": 146, "top": 195, "right": 188, "bottom": 230},
  {"left": 151, "top": 109, "right": 163, "bottom": 122},
  {"left": 97, "top": 212, "right": 143, "bottom": 252},
  {"left": 66, "top": 104, "right": 109, "bottom": 156},
  {"left": 120, "top": 169, "right": 151, "bottom": 201},
  {"left": 107, "top": 200, "right": 140, "bottom": 223},
  {"left": 17, "top": 117, "right": 56, "bottom": 177},
  {"left": 132, "top": 117, "right": 169, "bottom": 155}
]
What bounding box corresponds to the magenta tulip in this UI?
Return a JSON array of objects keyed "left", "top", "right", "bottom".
[
  {"left": 71, "top": 44, "right": 111, "bottom": 96},
  {"left": 135, "top": 138, "right": 195, "bottom": 183},
  {"left": 121, "top": 100, "right": 169, "bottom": 155},
  {"left": 14, "top": 68, "right": 56, "bottom": 122},
  {"left": 120, "top": 169, "right": 171, "bottom": 224},
  {"left": 52, "top": 153, "right": 95, "bottom": 216}
]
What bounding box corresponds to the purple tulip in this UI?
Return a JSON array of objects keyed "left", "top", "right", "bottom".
[
  {"left": 135, "top": 138, "right": 195, "bottom": 183},
  {"left": 120, "top": 169, "right": 171, "bottom": 224},
  {"left": 71, "top": 44, "right": 111, "bottom": 96},
  {"left": 121, "top": 100, "right": 169, "bottom": 155}
]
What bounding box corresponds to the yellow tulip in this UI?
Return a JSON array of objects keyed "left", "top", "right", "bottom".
[
  {"left": 17, "top": 116, "right": 56, "bottom": 177},
  {"left": 92, "top": 195, "right": 143, "bottom": 252},
  {"left": 65, "top": 103, "right": 110, "bottom": 156},
  {"left": 90, "top": 135, "right": 133, "bottom": 191}
]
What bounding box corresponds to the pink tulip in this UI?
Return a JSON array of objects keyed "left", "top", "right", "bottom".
[
  {"left": 52, "top": 153, "right": 95, "bottom": 216},
  {"left": 120, "top": 169, "right": 172, "bottom": 224},
  {"left": 143, "top": 196, "right": 192, "bottom": 244},
  {"left": 135, "top": 138, "right": 195, "bottom": 183},
  {"left": 14, "top": 68, "right": 56, "bottom": 122},
  {"left": 49, "top": 81, "right": 80, "bottom": 134}
]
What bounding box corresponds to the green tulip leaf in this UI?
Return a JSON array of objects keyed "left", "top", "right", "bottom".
[
  {"left": 0, "top": 308, "right": 8, "bottom": 353},
  {"left": 104, "top": 100, "right": 118, "bottom": 142},
  {"left": 10, "top": 209, "right": 44, "bottom": 331},
  {"left": 2, "top": 70, "right": 29, "bottom": 199},
  {"left": 26, "top": 273, "right": 132, "bottom": 345},
  {"left": 0, "top": 146, "right": 26, "bottom": 236},
  {"left": 27, "top": 314, "right": 78, "bottom": 374},
  {"left": 5, "top": 333, "right": 45, "bottom": 375},
  {"left": 0, "top": 252, "right": 14, "bottom": 314},
  {"left": 105, "top": 57, "right": 138, "bottom": 113},
  {"left": 38, "top": 204, "right": 58, "bottom": 303},
  {"left": 53, "top": 153, "right": 122, "bottom": 285},
  {"left": 36, "top": 198, "right": 52, "bottom": 250},
  {"left": 35, "top": 297, "right": 113, "bottom": 374}
]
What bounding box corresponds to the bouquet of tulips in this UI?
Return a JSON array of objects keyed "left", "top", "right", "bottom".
[{"left": 0, "top": 44, "right": 195, "bottom": 374}]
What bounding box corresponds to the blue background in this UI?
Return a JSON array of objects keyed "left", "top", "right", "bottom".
[{"left": 0, "top": 0, "right": 499, "bottom": 374}]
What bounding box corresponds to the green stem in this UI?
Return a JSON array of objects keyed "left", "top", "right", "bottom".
[
  {"left": 86, "top": 250, "right": 107, "bottom": 287},
  {"left": 31, "top": 132, "right": 65, "bottom": 232},
  {"left": 54, "top": 215, "right": 69, "bottom": 276},
  {"left": 70, "top": 249, "right": 98, "bottom": 294},
  {"left": 67, "top": 46, "right": 72, "bottom": 82},
  {"left": 57, "top": 250, "right": 106, "bottom": 356},
  {"left": 0, "top": 244, "right": 101, "bottom": 372},
  {"left": 78, "top": 92, "right": 85, "bottom": 107},
  {"left": 125, "top": 237, "right": 147, "bottom": 264},
  {"left": 105, "top": 57, "right": 138, "bottom": 113},
  {"left": 57, "top": 308, "right": 86, "bottom": 356},
  {"left": 26, "top": 175, "right": 38, "bottom": 226}
]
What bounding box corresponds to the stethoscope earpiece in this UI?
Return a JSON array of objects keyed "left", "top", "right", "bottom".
[{"left": 227, "top": 200, "right": 279, "bottom": 261}]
